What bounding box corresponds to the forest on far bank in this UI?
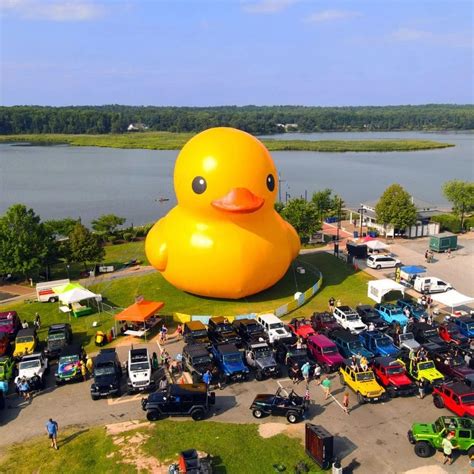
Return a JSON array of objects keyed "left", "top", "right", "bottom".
[{"left": 1, "top": 104, "right": 473, "bottom": 135}]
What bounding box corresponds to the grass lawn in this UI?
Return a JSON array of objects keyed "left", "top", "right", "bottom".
[
  {"left": 0, "top": 132, "right": 453, "bottom": 152},
  {"left": 0, "top": 426, "right": 131, "bottom": 474},
  {"left": 0, "top": 251, "right": 373, "bottom": 353},
  {"left": 0, "top": 422, "right": 323, "bottom": 474}
]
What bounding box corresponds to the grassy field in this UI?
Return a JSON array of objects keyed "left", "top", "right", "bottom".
[
  {"left": 0, "top": 132, "right": 453, "bottom": 152},
  {"left": 0, "top": 248, "right": 373, "bottom": 353},
  {"left": 0, "top": 421, "right": 322, "bottom": 474}
]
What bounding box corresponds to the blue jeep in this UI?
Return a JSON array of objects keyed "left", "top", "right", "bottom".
[
  {"left": 375, "top": 303, "right": 408, "bottom": 327},
  {"left": 359, "top": 330, "right": 400, "bottom": 358},
  {"left": 396, "top": 299, "right": 427, "bottom": 320},
  {"left": 331, "top": 330, "right": 374, "bottom": 360},
  {"left": 210, "top": 343, "right": 249, "bottom": 383},
  {"left": 454, "top": 317, "right": 474, "bottom": 338}
]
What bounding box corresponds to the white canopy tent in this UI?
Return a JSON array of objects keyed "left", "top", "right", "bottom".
[
  {"left": 58, "top": 287, "right": 98, "bottom": 304},
  {"left": 431, "top": 290, "right": 474, "bottom": 312},
  {"left": 368, "top": 279, "right": 405, "bottom": 303},
  {"left": 366, "top": 240, "right": 389, "bottom": 251}
]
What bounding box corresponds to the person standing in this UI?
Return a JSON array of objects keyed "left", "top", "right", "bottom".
[
  {"left": 202, "top": 369, "right": 212, "bottom": 387},
  {"left": 342, "top": 392, "right": 350, "bottom": 414},
  {"left": 313, "top": 364, "right": 322, "bottom": 385},
  {"left": 34, "top": 313, "right": 41, "bottom": 329},
  {"left": 442, "top": 432, "right": 458, "bottom": 465},
  {"left": 158, "top": 376, "right": 168, "bottom": 391},
  {"left": 328, "top": 297, "right": 335, "bottom": 313},
  {"left": 368, "top": 321, "right": 375, "bottom": 332},
  {"left": 417, "top": 379, "right": 426, "bottom": 400},
  {"left": 20, "top": 378, "right": 30, "bottom": 401},
  {"left": 321, "top": 377, "right": 332, "bottom": 400},
  {"left": 80, "top": 361, "right": 87, "bottom": 382},
  {"left": 86, "top": 356, "right": 93, "bottom": 375},
  {"left": 301, "top": 361, "right": 311, "bottom": 383},
  {"left": 160, "top": 324, "right": 168, "bottom": 343},
  {"left": 46, "top": 418, "right": 59, "bottom": 450},
  {"left": 289, "top": 363, "right": 300, "bottom": 384},
  {"left": 22, "top": 320, "right": 29, "bottom": 329}
]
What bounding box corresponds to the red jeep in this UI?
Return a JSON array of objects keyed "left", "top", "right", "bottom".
[
  {"left": 432, "top": 382, "right": 474, "bottom": 417},
  {"left": 288, "top": 317, "right": 316, "bottom": 340},
  {"left": 371, "top": 356, "right": 417, "bottom": 397},
  {"left": 438, "top": 323, "right": 469, "bottom": 348}
]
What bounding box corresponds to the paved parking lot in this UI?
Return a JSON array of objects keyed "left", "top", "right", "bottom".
[{"left": 0, "top": 338, "right": 465, "bottom": 474}]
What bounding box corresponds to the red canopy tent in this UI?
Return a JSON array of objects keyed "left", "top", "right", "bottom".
[
  {"left": 115, "top": 300, "right": 164, "bottom": 338},
  {"left": 363, "top": 235, "right": 376, "bottom": 242}
]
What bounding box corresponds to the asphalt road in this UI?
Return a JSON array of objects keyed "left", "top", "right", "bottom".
[{"left": 0, "top": 338, "right": 466, "bottom": 474}]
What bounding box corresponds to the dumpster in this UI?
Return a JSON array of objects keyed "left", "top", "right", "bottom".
[{"left": 429, "top": 232, "right": 457, "bottom": 252}]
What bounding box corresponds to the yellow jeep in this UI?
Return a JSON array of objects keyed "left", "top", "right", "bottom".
[
  {"left": 339, "top": 361, "right": 386, "bottom": 404},
  {"left": 13, "top": 327, "right": 38, "bottom": 359}
]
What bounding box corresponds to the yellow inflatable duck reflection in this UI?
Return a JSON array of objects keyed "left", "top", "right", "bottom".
[{"left": 145, "top": 127, "right": 300, "bottom": 299}]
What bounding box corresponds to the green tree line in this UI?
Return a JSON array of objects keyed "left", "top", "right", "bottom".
[{"left": 0, "top": 104, "right": 473, "bottom": 135}]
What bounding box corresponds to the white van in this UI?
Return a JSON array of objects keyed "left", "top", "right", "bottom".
[
  {"left": 367, "top": 255, "right": 401, "bottom": 269},
  {"left": 413, "top": 276, "right": 452, "bottom": 294},
  {"left": 36, "top": 279, "right": 70, "bottom": 303},
  {"left": 256, "top": 313, "right": 292, "bottom": 344}
]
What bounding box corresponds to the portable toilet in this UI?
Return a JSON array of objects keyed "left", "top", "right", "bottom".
[{"left": 429, "top": 232, "right": 458, "bottom": 252}]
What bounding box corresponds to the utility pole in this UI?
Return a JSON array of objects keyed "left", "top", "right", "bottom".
[
  {"left": 335, "top": 197, "right": 342, "bottom": 257},
  {"left": 358, "top": 207, "right": 366, "bottom": 239}
]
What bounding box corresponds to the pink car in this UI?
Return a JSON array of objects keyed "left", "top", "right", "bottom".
[{"left": 307, "top": 334, "right": 344, "bottom": 373}]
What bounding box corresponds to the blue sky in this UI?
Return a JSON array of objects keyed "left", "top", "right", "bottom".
[{"left": 1, "top": 0, "right": 472, "bottom": 106}]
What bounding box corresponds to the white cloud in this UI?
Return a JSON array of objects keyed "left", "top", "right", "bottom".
[
  {"left": 391, "top": 27, "right": 472, "bottom": 48},
  {"left": 1, "top": 0, "right": 105, "bottom": 21},
  {"left": 304, "top": 9, "right": 361, "bottom": 23},
  {"left": 242, "top": 0, "right": 299, "bottom": 14},
  {"left": 391, "top": 28, "right": 432, "bottom": 42}
]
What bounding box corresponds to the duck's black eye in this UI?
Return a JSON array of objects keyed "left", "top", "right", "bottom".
[
  {"left": 192, "top": 176, "right": 207, "bottom": 194},
  {"left": 266, "top": 174, "right": 275, "bottom": 192}
]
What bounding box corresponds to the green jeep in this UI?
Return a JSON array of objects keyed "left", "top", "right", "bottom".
[
  {"left": 399, "top": 358, "right": 444, "bottom": 385},
  {"left": 0, "top": 356, "right": 15, "bottom": 381},
  {"left": 408, "top": 416, "right": 474, "bottom": 458}
]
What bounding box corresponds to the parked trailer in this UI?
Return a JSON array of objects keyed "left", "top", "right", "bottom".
[
  {"left": 36, "top": 279, "right": 70, "bottom": 303},
  {"left": 429, "top": 232, "right": 457, "bottom": 253}
]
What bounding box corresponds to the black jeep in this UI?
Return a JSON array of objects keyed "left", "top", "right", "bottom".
[
  {"left": 410, "top": 322, "right": 447, "bottom": 350},
  {"left": 90, "top": 348, "right": 122, "bottom": 400},
  {"left": 44, "top": 323, "right": 73, "bottom": 359},
  {"left": 182, "top": 344, "right": 215, "bottom": 383},
  {"left": 207, "top": 316, "right": 242, "bottom": 346},
  {"left": 232, "top": 318, "right": 266, "bottom": 344},
  {"left": 274, "top": 340, "right": 313, "bottom": 371},
  {"left": 244, "top": 341, "right": 280, "bottom": 380},
  {"left": 183, "top": 321, "right": 211, "bottom": 346},
  {"left": 142, "top": 383, "right": 216, "bottom": 421},
  {"left": 250, "top": 387, "right": 308, "bottom": 424}
]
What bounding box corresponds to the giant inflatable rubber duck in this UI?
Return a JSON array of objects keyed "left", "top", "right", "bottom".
[{"left": 145, "top": 127, "right": 300, "bottom": 299}]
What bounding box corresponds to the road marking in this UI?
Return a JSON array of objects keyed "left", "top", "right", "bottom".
[{"left": 107, "top": 393, "right": 142, "bottom": 406}]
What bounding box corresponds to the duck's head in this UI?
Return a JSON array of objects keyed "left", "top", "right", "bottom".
[{"left": 174, "top": 127, "right": 278, "bottom": 216}]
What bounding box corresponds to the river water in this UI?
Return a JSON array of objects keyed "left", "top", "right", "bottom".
[{"left": 0, "top": 131, "right": 472, "bottom": 226}]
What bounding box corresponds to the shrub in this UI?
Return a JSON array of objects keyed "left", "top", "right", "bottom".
[
  {"left": 122, "top": 232, "right": 133, "bottom": 242},
  {"left": 464, "top": 216, "right": 474, "bottom": 231},
  {"left": 431, "top": 214, "right": 462, "bottom": 233},
  {"left": 107, "top": 235, "right": 118, "bottom": 244}
]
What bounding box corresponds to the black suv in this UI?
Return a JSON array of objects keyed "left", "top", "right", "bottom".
[
  {"left": 90, "top": 348, "right": 122, "bottom": 400},
  {"left": 182, "top": 344, "right": 215, "bottom": 383},
  {"left": 207, "top": 317, "right": 242, "bottom": 346},
  {"left": 232, "top": 318, "right": 266, "bottom": 344},
  {"left": 183, "top": 321, "right": 211, "bottom": 346},
  {"left": 356, "top": 305, "right": 389, "bottom": 331},
  {"left": 274, "top": 340, "right": 313, "bottom": 371},
  {"left": 44, "top": 323, "right": 73, "bottom": 359},
  {"left": 142, "top": 383, "right": 216, "bottom": 421},
  {"left": 410, "top": 322, "right": 447, "bottom": 350},
  {"left": 250, "top": 387, "right": 308, "bottom": 424}
]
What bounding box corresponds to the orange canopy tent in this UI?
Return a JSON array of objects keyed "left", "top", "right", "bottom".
[{"left": 115, "top": 300, "right": 164, "bottom": 322}]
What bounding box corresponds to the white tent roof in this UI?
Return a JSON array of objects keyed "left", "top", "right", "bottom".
[
  {"left": 431, "top": 290, "right": 474, "bottom": 309},
  {"left": 368, "top": 279, "right": 405, "bottom": 303},
  {"left": 366, "top": 240, "right": 389, "bottom": 250},
  {"left": 59, "top": 287, "right": 98, "bottom": 304}
]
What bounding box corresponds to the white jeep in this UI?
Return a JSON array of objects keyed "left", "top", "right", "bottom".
[{"left": 333, "top": 306, "right": 367, "bottom": 334}]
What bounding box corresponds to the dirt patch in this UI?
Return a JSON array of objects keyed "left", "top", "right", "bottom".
[
  {"left": 105, "top": 420, "right": 151, "bottom": 436},
  {"left": 258, "top": 422, "right": 304, "bottom": 441},
  {"left": 404, "top": 466, "right": 448, "bottom": 474}
]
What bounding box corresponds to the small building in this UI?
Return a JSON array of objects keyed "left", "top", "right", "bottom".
[
  {"left": 348, "top": 197, "right": 443, "bottom": 239},
  {"left": 127, "top": 123, "right": 149, "bottom": 132},
  {"left": 276, "top": 123, "right": 298, "bottom": 132},
  {"left": 429, "top": 232, "right": 458, "bottom": 252}
]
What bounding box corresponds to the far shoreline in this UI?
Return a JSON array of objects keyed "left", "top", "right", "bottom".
[{"left": 0, "top": 131, "right": 458, "bottom": 152}]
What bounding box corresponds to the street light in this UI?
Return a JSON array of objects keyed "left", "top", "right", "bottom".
[
  {"left": 357, "top": 207, "right": 367, "bottom": 239},
  {"left": 335, "top": 197, "right": 342, "bottom": 257}
]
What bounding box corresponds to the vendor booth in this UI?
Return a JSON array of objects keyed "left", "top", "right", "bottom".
[
  {"left": 54, "top": 283, "right": 100, "bottom": 317},
  {"left": 368, "top": 279, "right": 406, "bottom": 304},
  {"left": 397, "top": 265, "right": 426, "bottom": 286},
  {"left": 366, "top": 240, "right": 389, "bottom": 252},
  {"left": 114, "top": 300, "right": 164, "bottom": 338},
  {"left": 431, "top": 290, "right": 474, "bottom": 316}
]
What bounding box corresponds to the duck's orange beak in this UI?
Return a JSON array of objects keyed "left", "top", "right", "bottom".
[{"left": 212, "top": 187, "right": 265, "bottom": 213}]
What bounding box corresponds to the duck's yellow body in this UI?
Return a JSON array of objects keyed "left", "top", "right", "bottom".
[{"left": 145, "top": 127, "right": 300, "bottom": 299}]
